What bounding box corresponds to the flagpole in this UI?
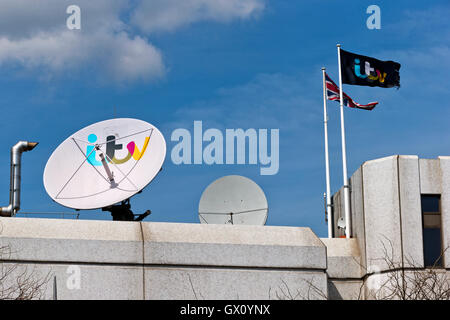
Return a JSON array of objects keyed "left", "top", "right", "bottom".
[
  {"left": 322, "top": 67, "right": 333, "bottom": 238},
  {"left": 337, "top": 44, "right": 351, "bottom": 238}
]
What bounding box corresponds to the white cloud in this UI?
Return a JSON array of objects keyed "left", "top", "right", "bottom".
[
  {"left": 0, "top": 0, "right": 162, "bottom": 83},
  {"left": 0, "top": 0, "right": 264, "bottom": 84},
  {"left": 0, "top": 30, "right": 165, "bottom": 83},
  {"left": 0, "top": 0, "right": 128, "bottom": 39},
  {"left": 131, "top": 0, "right": 265, "bottom": 33}
]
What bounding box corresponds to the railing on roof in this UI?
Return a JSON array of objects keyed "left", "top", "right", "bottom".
[{"left": 15, "top": 212, "right": 80, "bottom": 219}]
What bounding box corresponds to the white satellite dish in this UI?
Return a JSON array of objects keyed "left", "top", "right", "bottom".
[
  {"left": 43, "top": 118, "right": 166, "bottom": 217},
  {"left": 198, "top": 175, "right": 268, "bottom": 225}
]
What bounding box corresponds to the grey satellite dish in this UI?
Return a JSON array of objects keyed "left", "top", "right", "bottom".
[
  {"left": 198, "top": 175, "right": 268, "bottom": 225},
  {"left": 43, "top": 118, "right": 166, "bottom": 220}
]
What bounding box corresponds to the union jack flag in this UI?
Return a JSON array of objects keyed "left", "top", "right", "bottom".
[{"left": 325, "top": 73, "right": 378, "bottom": 111}]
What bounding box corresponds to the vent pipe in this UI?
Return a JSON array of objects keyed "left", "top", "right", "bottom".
[{"left": 0, "top": 141, "right": 38, "bottom": 217}]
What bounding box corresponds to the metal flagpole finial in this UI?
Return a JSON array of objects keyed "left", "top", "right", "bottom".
[
  {"left": 322, "top": 67, "right": 326, "bottom": 71},
  {"left": 336, "top": 43, "right": 341, "bottom": 48}
]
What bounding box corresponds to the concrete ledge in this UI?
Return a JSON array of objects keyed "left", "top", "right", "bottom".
[
  {"left": 0, "top": 218, "right": 328, "bottom": 299},
  {"left": 328, "top": 280, "right": 363, "bottom": 300},
  {"left": 0, "top": 217, "right": 143, "bottom": 264},
  {"left": 0, "top": 218, "right": 326, "bottom": 269},
  {"left": 321, "top": 238, "right": 362, "bottom": 279},
  {"left": 0, "top": 263, "right": 144, "bottom": 300},
  {"left": 145, "top": 267, "right": 327, "bottom": 300},
  {"left": 142, "top": 222, "right": 326, "bottom": 269}
]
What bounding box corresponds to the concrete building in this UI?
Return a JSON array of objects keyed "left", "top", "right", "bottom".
[
  {"left": 331, "top": 155, "right": 450, "bottom": 299},
  {"left": 0, "top": 155, "right": 449, "bottom": 299}
]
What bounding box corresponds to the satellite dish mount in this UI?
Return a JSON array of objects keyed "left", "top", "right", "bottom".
[{"left": 101, "top": 198, "right": 151, "bottom": 221}]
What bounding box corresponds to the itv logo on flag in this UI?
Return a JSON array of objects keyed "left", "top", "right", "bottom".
[
  {"left": 340, "top": 49, "right": 401, "bottom": 88},
  {"left": 354, "top": 59, "right": 387, "bottom": 83}
]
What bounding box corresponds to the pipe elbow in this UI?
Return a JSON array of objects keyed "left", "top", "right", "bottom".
[
  {"left": 12, "top": 141, "right": 38, "bottom": 153},
  {"left": 26, "top": 141, "right": 38, "bottom": 151},
  {"left": 0, "top": 204, "right": 13, "bottom": 217}
]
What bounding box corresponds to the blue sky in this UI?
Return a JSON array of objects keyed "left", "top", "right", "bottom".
[{"left": 0, "top": 0, "right": 449, "bottom": 237}]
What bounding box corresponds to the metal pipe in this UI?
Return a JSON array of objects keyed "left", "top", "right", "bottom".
[{"left": 0, "top": 141, "right": 38, "bottom": 217}]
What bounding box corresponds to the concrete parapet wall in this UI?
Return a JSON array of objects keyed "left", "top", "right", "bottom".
[
  {"left": 0, "top": 217, "right": 327, "bottom": 300},
  {"left": 321, "top": 238, "right": 362, "bottom": 279},
  {"left": 321, "top": 238, "right": 363, "bottom": 300},
  {"left": 142, "top": 223, "right": 326, "bottom": 269}
]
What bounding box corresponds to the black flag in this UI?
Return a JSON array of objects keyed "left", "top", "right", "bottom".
[{"left": 340, "top": 49, "right": 401, "bottom": 88}]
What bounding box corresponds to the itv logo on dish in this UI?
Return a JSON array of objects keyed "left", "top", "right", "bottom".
[{"left": 86, "top": 134, "right": 149, "bottom": 166}]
